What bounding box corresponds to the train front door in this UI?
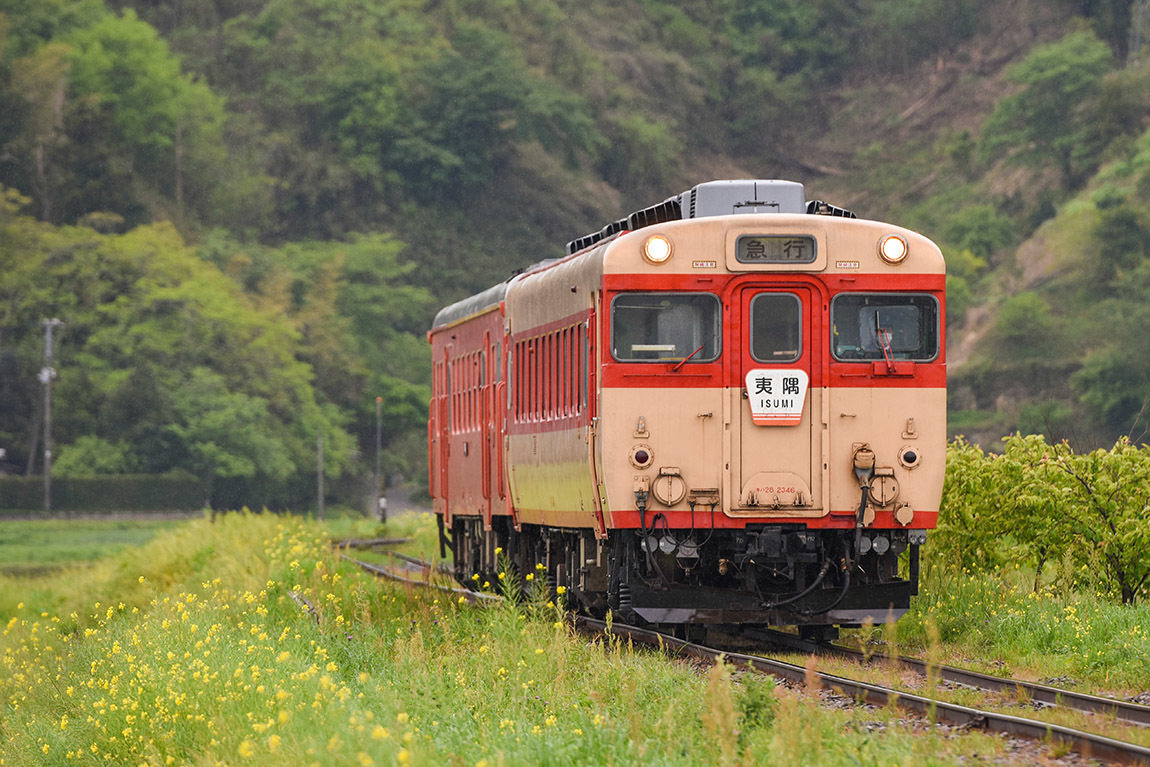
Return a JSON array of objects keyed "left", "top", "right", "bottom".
[{"left": 730, "top": 283, "right": 824, "bottom": 516}]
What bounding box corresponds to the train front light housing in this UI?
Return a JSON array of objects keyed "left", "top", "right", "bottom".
[
  {"left": 879, "top": 234, "right": 908, "bottom": 264},
  {"left": 643, "top": 234, "right": 673, "bottom": 264}
]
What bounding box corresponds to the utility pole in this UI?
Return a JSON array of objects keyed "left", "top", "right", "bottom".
[
  {"left": 316, "top": 432, "right": 325, "bottom": 521},
  {"left": 40, "top": 318, "right": 63, "bottom": 512},
  {"left": 375, "top": 396, "right": 384, "bottom": 521}
]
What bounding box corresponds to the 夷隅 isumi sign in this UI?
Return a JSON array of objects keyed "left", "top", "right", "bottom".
[{"left": 744, "top": 369, "right": 808, "bottom": 426}]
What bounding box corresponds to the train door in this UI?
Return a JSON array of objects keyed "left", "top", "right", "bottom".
[{"left": 731, "top": 283, "right": 823, "bottom": 515}]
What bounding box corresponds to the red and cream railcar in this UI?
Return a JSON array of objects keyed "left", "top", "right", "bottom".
[{"left": 428, "top": 179, "right": 945, "bottom": 635}]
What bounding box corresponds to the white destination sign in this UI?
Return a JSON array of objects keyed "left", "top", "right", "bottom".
[{"left": 745, "top": 369, "right": 809, "bottom": 426}]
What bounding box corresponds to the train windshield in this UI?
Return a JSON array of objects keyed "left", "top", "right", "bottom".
[
  {"left": 611, "top": 293, "right": 721, "bottom": 363},
  {"left": 831, "top": 293, "right": 939, "bottom": 362}
]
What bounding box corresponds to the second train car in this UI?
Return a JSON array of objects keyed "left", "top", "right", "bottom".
[{"left": 428, "top": 179, "right": 945, "bottom": 636}]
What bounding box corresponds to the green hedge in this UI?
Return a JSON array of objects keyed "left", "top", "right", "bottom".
[
  {"left": 0, "top": 472, "right": 370, "bottom": 513},
  {"left": 0, "top": 474, "right": 209, "bottom": 512}
]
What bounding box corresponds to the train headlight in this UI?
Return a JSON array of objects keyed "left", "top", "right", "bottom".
[
  {"left": 878, "top": 234, "right": 908, "bottom": 264},
  {"left": 643, "top": 234, "right": 673, "bottom": 264}
]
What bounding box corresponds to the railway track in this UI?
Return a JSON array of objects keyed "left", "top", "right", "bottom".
[
  {"left": 741, "top": 626, "right": 1150, "bottom": 728},
  {"left": 580, "top": 618, "right": 1150, "bottom": 766},
  {"left": 345, "top": 552, "right": 1150, "bottom": 765}
]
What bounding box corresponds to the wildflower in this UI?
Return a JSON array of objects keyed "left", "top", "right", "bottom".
[
  {"left": 397, "top": 712, "right": 410, "bottom": 723},
  {"left": 526, "top": 574, "right": 534, "bottom": 581},
  {"left": 238, "top": 740, "right": 255, "bottom": 758},
  {"left": 268, "top": 735, "right": 281, "bottom": 753},
  {"left": 556, "top": 586, "right": 567, "bottom": 595},
  {"left": 495, "top": 547, "right": 503, "bottom": 554},
  {"left": 372, "top": 726, "right": 389, "bottom": 739},
  {"left": 138, "top": 576, "right": 145, "bottom": 583}
]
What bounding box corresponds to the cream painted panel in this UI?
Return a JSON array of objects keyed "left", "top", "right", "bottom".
[
  {"left": 599, "top": 387, "right": 725, "bottom": 522},
  {"left": 506, "top": 427, "right": 598, "bottom": 526},
  {"left": 828, "top": 387, "right": 946, "bottom": 514}
]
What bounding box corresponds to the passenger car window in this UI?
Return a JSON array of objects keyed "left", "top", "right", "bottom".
[
  {"left": 611, "top": 293, "right": 721, "bottom": 362},
  {"left": 831, "top": 294, "right": 939, "bottom": 361},
  {"left": 750, "top": 293, "right": 801, "bottom": 363}
]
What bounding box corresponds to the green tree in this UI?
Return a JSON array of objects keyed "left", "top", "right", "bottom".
[
  {"left": 998, "top": 434, "right": 1150, "bottom": 604},
  {"left": 1090, "top": 189, "right": 1149, "bottom": 284},
  {"left": 990, "top": 292, "right": 1059, "bottom": 358},
  {"left": 1072, "top": 260, "right": 1150, "bottom": 433},
  {"left": 0, "top": 188, "right": 354, "bottom": 492},
  {"left": 941, "top": 205, "right": 1017, "bottom": 262},
  {"left": 980, "top": 29, "right": 1113, "bottom": 186}
]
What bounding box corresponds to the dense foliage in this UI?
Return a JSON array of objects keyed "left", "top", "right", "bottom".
[
  {"left": 3, "top": 0, "right": 1150, "bottom": 501},
  {"left": 0, "top": 188, "right": 429, "bottom": 504},
  {"left": 935, "top": 435, "right": 1150, "bottom": 604}
]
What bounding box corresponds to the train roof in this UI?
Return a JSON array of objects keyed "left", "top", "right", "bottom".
[
  {"left": 430, "top": 259, "right": 560, "bottom": 331},
  {"left": 565, "top": 179, "right": 854, "bottom": 255}
]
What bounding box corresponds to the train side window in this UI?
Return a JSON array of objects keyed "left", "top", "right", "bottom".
[
  {"left": 610, "top": 293, "right": 721, "bottom": 363},
  {"left": 750, "top": 293, "right": 802, "bottom": 363},
  {"left": 580, "top": 324, "right": 588, "bottom": 411},
  {"left": 532, "top": 337, "right": 541, "bottom": 420},
  {"left": 566, "top": 326, "right": 575, "bottom": 416},
  {"left": 544, "top": 334, "right": 552, "bottom": 418},
  {"left": 831, "top": 293, "right": 940, "bottom": 362}
]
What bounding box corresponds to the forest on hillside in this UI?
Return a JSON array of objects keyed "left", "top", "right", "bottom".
[{"left": 2, "top": 0, "right": 1150, "bottom": 505}]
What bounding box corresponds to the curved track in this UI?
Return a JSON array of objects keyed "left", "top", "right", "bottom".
[{"left": 345, "top": 551, "right": 1150, "bottom": 765}]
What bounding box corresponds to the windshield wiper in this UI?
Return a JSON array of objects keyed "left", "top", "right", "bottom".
[
  {"left": 671, "top": 344, "right": 704, "bottom": 372},
  {"left": 874, "top": 310, "right": 895, "bottom": 371}
]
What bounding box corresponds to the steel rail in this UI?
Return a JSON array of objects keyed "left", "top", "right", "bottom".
[
  {"left": 342, "top": 554, "right": 501, "bottom": 604},
  {"left": 332, "top": 537, "right": 412, "bottom": 549},
  {"left": 743, "top": 627, "right": 1150, "bottom": 728},
  {"left": 578, "top": 618, "right": 1150, "bottom": 766}
]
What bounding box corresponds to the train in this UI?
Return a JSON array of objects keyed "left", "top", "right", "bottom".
[{"left": 427, "top": 179, "right": 945, "bottom": 639}]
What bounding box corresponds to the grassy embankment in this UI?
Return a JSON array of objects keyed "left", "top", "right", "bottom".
[{"left": 0, "top": 512, "right": 1032, "bottom": 766}]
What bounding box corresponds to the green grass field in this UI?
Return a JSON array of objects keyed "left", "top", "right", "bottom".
[
  {"left": 1, "top": 512, "right": 1146, "bottom": 765},
  {"left": 0, "top": 517, "right": 191, "bottom": 576}
]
